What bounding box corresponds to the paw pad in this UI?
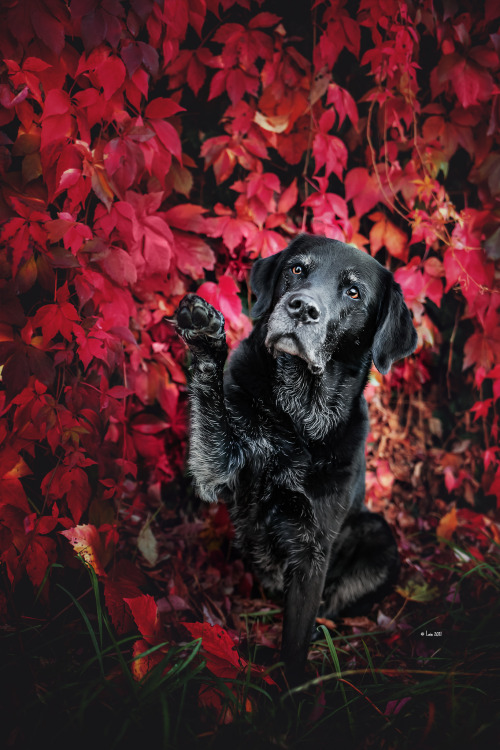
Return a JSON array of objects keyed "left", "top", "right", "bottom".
[{"left": 175, "top": 294, "right": 226, "bottom": 354}]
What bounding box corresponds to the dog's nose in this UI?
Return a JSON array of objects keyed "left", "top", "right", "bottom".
[{"left": 286, "top": 293, "right": 320, "bottom": 323}]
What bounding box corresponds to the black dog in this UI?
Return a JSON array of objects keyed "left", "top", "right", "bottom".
[{"left": 175, "top": 234, "right": 417, "bottom": 685}]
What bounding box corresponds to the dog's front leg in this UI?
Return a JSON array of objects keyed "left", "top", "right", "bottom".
[
  {"left": 175, "top": 294, "right": 241, "bottom": 503},
  {"left": 281, "top": 555, "right": 329, "bottom": 687}
]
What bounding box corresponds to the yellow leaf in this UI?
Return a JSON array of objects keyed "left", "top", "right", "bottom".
[
  {"left": 396, "top": 579, "right": 440, "bottom": 602},
  {"left": 369, "top": 212, "right": 408, "bottom": 260},
  {"left": 437, "top": 506, "right": 458, "bottom": 541},
  {"left": 253, "top": 110, "right": 290, "bottom": 133},
  {"left": 60, "top": 524, "right": 106, "bottom": 576}
]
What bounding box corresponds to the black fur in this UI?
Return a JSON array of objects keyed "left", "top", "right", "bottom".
[{"left": 174, "top": 234, "right": 417, "bottom": 685}]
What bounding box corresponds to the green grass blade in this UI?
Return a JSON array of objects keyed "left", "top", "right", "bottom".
[
  {"left": 319, "top": 624, "right": 356, "bottom": 736},
  {"left": 103, "top": 615, "right": 137, "bottom": 693},
  {"left": 57, "top": 583, "right": 104, "bottom": 676},
  {"left": 362, "top": 638, "right": 378, "bottom": 683},
  {"left": 160, "top": 690, "right": 170, "bottom": 746},
  {"left": 82, "top": 556, "right": 104, "bottom": 648},
  {"left": 34, "top": 563, "right": 63, "bottom": 604}
]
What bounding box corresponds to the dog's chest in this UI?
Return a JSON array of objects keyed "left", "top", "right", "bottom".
[
  {"left": 244, "top": 402, "right": 347, "bottom": 495},
  {"left": 225, "top": 353, "right": 364, "bottom": 497}
]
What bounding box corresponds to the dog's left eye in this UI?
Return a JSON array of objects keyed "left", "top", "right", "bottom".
[
  {"left": 291, "top": 265, "right": 303, "bottom": 275},
  {"left": 346, "top": 286, "right": 360, "bottom": 299}
]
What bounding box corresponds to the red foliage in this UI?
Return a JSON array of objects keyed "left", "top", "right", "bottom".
[
  {"left": 181, "top": 621, "right": 277, "bottom": 718},
  {"left": 0, "top": 0, "right": 499, "bottom": 669}
]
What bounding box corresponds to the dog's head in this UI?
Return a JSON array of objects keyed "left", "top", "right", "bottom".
[{"left": 250, "top": 234, "right": 417, "bottom": 376}]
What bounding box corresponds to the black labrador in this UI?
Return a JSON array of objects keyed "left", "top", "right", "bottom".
[{"left": 174, "top": 234, "right": 417, "bottom": 685}]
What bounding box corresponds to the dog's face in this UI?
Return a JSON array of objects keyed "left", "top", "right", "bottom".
[{"left": 250, "top": 234, "right": 417, "bottom": 375}]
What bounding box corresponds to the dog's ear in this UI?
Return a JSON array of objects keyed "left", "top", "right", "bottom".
[
  {"left": 372, "top": 277, "right": 418, "bottom": 374},
  {"left": 250, "top": 252, "right": 283, "bottom": 319}
]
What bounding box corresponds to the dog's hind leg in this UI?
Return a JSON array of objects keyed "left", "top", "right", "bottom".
[
  {"left": 174, "top": 294, "right": 243, "bottom": 503},
  {"left": 318, "top": 512, "right": 400, "bottom": 622}
]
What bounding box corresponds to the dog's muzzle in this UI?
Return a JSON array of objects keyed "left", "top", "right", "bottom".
[{"left": 265, "top": 292, "right": 329, "bottom": 375}]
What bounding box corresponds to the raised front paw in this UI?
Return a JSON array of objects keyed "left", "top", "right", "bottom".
[{"left": 175, "top": 294, "right": 226, "bottom": 356}]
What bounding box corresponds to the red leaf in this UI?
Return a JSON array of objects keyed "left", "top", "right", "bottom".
[
  {"left": 25, "top": 538, "right": 51, "bottom": 587},
  {"left": 103, "top": 561, "right": 147, "bottom": 634},
  {"left": 131, "top": 638, "right": 164, "bottom": 681},
  {"left": 150, "top": 120, "right": 182, "bottom": 161},
  {"left": 463, "top": 327, "right": 500, "bottom": 372},
  {"left": 484, "top": 448, "right": 499, "bottom": 471},
  {"left": 181, "top": 622, "right": 244, "bottom": 678},
  {"left": 487, "top": 467, "right": 500, "bottom": 507},
  {"left": 449, "top": 56, "right": 493, "bottom": 109},
  {"left": 444, "top": 227, "right": 493, "bottom": 311},
  {"left": 42, "top": 115, "right": 74, "bottom": 149},
  {"left": 164, "top": 204, "right": 207, "bottom": 232},
  {"left": 145, "top": 97, "right": 185, "bottom": 119},
  {"left": 181, "top": 622, "right": 278, "bottom": 686},
  {"left": 205, "top": 208, "right": 253, "bottom": 251},
  {"left": 470, "top": 399, "right": 493, "bottom": 421},
  {"left": 23, "top": 57, "right": 52, "bottom": 73},
  {"left": 96, "top": 57, "right": 126, "bottom": 100},
  {"left": 42, "top": 89, "right": 71, "bottom": 117},
  {"left": 226, "top": 68, "right": 247, "bottom": 105},
  {"left": 313, "top": 132, "right": 348, "bottom": 179},
  {"left": 32, "top": 295, "right": 82, "bottom": 348},
  {"left": 0, "top": 448, "right": 31, "bottom": 512},
  {"left": 0, "top": 346, "right": 31, "bottom": 403},
  {"left": 121, "top": 43, "right": 143, "bottom": 78},
  {"left": 79, "top": 9, "right": 110, "bottom": 51},
  {"left": 248, "top": 12, "right": 281, "bottom": 28},
  {"left": 187, "top": 53, "right": 207, "bottom": 95},
  {"left": 130, "top": 415, "right": 170, "bottom": 460},
  {"left": 277, "top": 179, "right": 298, "bottom": 214},
  {"left": 124, "top": 594, "right": 164, "bottom": 645},
  {"left": 143, "top": 217, "right": 173, "bottom": 266},
  {"left": 326, "top": 83, "right": 358, "bottom": 128},
  {"left": 30, "top": 1, "right": 66, "bottom": 55},
  {"left": 0, "top": 84, "right": 29, "bottom": 109},
  {"left": 245, "top": 226, "right": 287, "bottom": 258},
  {"left": 208, "top": 69, "right": 229, "bottom": 102},
  {"left": 100, "top": 247, "right": 138, "bottom": 286},
  {"left": 130, "top": 414, "right": 170, "bottom": 435},
  {"left": 173, "top": 230, "right": 215, "bottom": 278},
  {"left": 64, "top": 467, "right": 92, "bottom": 524},
  {"left": 345, "top": 168, "right": 381, "bottom": 217},
  {"left": 197, "top": 275, "right": 242, "bottom": 327}
]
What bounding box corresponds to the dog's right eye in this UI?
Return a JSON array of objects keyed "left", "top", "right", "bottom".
[{"left": 291, "top": 265, "right": 303, "bottom": 275}]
